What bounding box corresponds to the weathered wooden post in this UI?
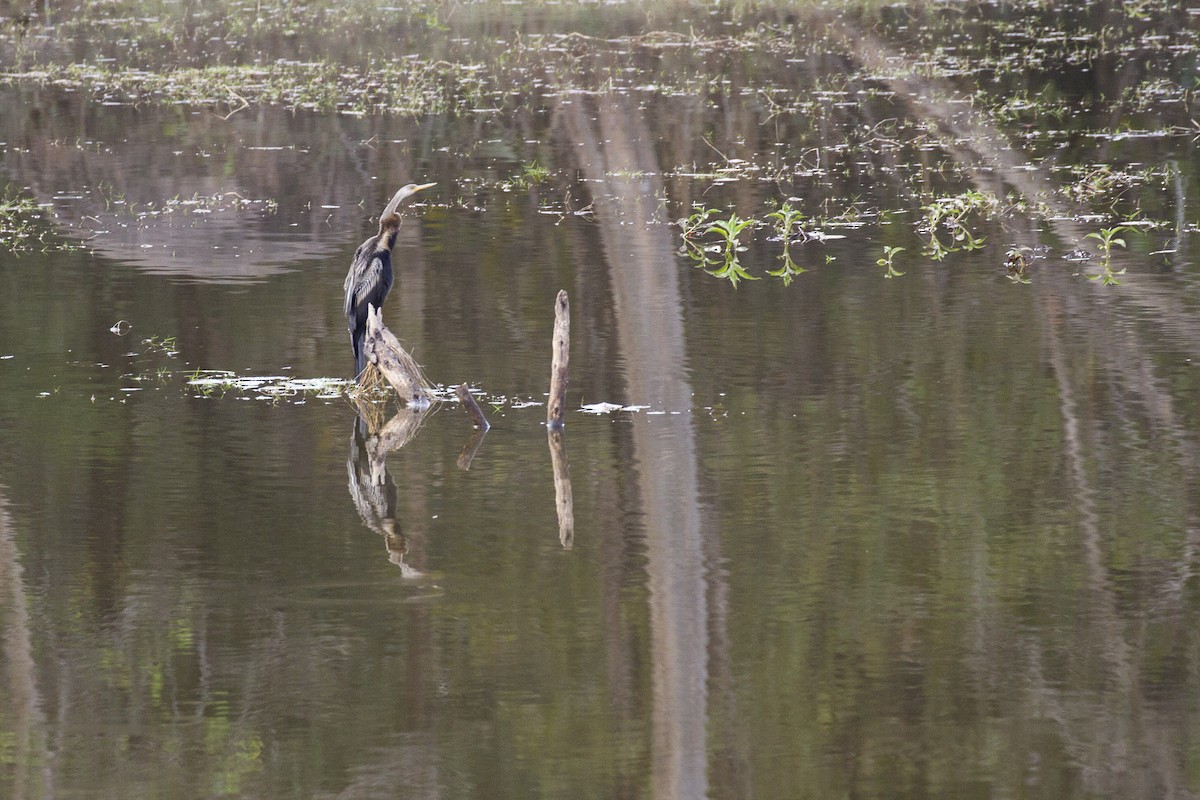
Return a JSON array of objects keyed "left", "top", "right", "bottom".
[
  {"left": 454, "top": 383, "right": 490, "bottom": 471},
  {"left": 546, "top": 290, "right": 574, "bottom": 548},
  {"left": 456, "top": 383, "right": 490, "bottom": 431},
  {"left": 547, "top": 289, "right": 570, "bottom": 430}
]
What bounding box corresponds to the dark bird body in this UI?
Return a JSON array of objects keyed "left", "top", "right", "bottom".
[{"left": 343, "top": 182, "right": 434, "bottom": 378}]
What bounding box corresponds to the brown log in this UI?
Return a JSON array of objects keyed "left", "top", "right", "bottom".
[
  {"left": 360, "top": 304, "right": 431, "bottom": 405},
  {"left": 547, "top": 289, "right": 570, "bottom": 430}
]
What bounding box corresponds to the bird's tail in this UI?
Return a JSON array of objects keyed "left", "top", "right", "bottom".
[{"left": 352, "top": 327, "right": 367, "bottom": 379}]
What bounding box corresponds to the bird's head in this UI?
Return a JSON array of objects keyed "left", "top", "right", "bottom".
[{"left": 379, "top": 182, "right": 436, "bottom": 230}]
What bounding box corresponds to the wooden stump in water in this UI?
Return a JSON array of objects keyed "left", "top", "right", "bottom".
[
  {"left": 360, "top": 304, "right": 431, "bottom": 405},
  {"left": 454, "top": 383, "right": 490, "bottom": 471},
  {"left": 545, "top": 290, "right": 574, "bottom": 547},
  {"left": 547, "top": 289, "right": 570, "bottom": 430},
  {"left": 455, "top": 383, "right": 490, "bottom": 431}
]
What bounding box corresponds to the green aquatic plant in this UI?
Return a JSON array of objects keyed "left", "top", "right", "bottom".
[
  {"left": 676, "top": 206, "right": 721, "bottom": 271},
  {"left": 1005, "top": 249, "right": 1031, "bottom": 284},
  {"left": 142, "top": 335, "right": 179, "bottom": 356},
  {"left": 1066, "top": 165, "right": 1125, "bottom": 205},
  {"left": 678, "top": 205, "right": 718, "bottom": 240},
  {"left": 703, "top": 212, "right": 759, "bottom": 288},
  {"left": 705, "top": 253, "right": 759, "bottom": 288},
  {"left": 920, "top": 190, "right": 999, "bottom": 261},
  {"left": 676, "top": 207, "right": 759, "bottom": 287},
  {"left": 767, "top": 249, "right": 805, "bottom": 286},
  {"left": 708, "top": 212, "right": 756, "bottom": 259},
  {"left": 5, "top": 58, "right": 497, "bottom": 118},
  {"left": 877, "top": 245, "right": 906, "bottom": 279},
  {"left": 1088, "top": 225, "right": 1131, "bottom": 258},
  {"left": 0, "top": 190, "right": 42, "bottom": 243},
  {"left": 1085, "top": 225, "right": 1131, "bottom": 286},
  {"left": 766, "top": 203, "right": 803, "bottom": 239},
  {"left": 522, "top": 161, "right": 550, "bottom": 183},
  {"left": 766, "top": 202, "right": 807, "bottom": 286},
  {"left": 0, "top": 187, "right": 78, "bottom": 253},
  {"left": 507, "top": 161, "right": 551, "bottom": 191}
]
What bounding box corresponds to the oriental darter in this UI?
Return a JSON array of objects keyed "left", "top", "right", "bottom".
[{"left": 343, "top": 182, "right": 435, "bottom": 378}]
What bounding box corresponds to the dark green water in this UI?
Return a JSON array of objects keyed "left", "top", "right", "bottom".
[{"left": 4, "top": 2, "right": 1200, "bottom": 798}]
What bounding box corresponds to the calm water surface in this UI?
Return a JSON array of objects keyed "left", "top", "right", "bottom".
[{"left": 4, "top": 3, "right": 1200, "bottom": 798}]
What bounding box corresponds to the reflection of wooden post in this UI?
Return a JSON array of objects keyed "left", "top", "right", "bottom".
[
  {"left": 548, "top": 428, "right": 575, "bottom": 549},
  {"left": 361, "top": 304, "right": 431, "bottom": 405},
  {"left": 455, "top": 384, "right": 489, "bottom": 471},
  {"left": 547, "top": 289, "right": 570, "bottom": 429},
  {"left": 457, "top": 429, "right": 487, "bottom": 471}
]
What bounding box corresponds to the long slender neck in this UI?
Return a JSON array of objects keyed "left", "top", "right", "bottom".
[{"left": 376, "top": 214, "right": 401, "bottom": 252}]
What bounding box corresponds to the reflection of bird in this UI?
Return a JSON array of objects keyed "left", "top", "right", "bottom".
[
  {"left": 343, "top": 182, "right": 435, "bottom": 378},
  {"left": 347, "top": 413, "right": 421, "bottom": 577}
]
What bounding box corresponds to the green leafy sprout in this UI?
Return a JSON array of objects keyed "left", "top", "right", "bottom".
[
  {"left": 877, "top": 245, "right": 906, "bottom": 278},
  {"left": 1085, "top": 226, "right": 1132, "bottom": 286}
]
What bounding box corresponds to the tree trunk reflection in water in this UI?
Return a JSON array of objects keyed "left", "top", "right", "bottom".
[
  {"left": 0, "top": 492, "right": 51, "bottom": 800},
  {"left": 557, "top": 93, "right": 734, "bottom": 799},
  {"left": 830, "top": 16, "right": 1200, "bottom": 795}
]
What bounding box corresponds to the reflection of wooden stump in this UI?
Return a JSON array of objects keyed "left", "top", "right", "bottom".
[
  {"left": 347, "top": 409, "right": 428, "bottom": 576},
  {"left": 360, "top": 304, "right": 431, "bottom": 405},
  {"left": 348, "top": 390, "right": 388, "bottom": 435},
  {"left": 370, "top": 406, "right": 428, "bottom": 457}
]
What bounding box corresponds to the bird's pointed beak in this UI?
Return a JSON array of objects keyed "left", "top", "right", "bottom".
[{"left": 381, "top": 182, "right": 437, "bottom": 218}]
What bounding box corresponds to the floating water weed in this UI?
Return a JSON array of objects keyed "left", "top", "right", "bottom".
[
  {"left": 187, "top": 370, "right": 352, "bottom": 400},
  {"left": 142, "top": 335, "right": 179, "bottom": 357},
  {"left": 6, "top": 58, "right": 500, "bottom": 117},
  {"left": 0, "top": 186, "right": 76, "bottom": 252},
  {"left": 504, "top": 161, "right": 551, "bottom": 191},
  {"left": 521, "top": 161, "right": 550, "bottom": 184}
]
